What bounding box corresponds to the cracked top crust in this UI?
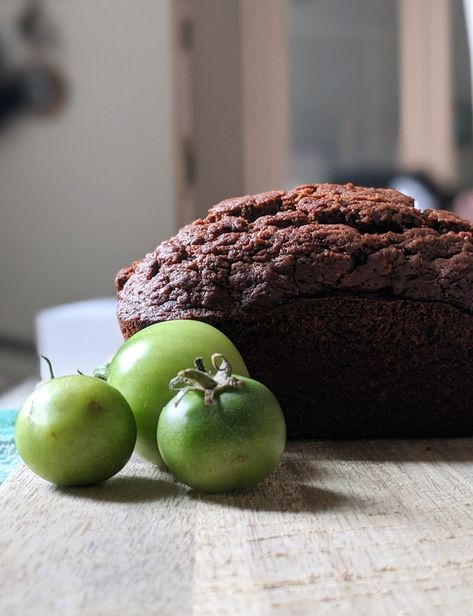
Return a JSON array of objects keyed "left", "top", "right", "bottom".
[{"left": 116, "top": 183, "right": 473, "bottom": 325}]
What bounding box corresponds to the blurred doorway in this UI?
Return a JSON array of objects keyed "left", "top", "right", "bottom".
[
  {"left": 178, "top": 0, "right": 473, "bottom": 216},
  {"left": 172, "top": 0, "right": 288, "bottom": 222}
]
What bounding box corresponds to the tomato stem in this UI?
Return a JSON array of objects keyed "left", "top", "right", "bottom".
[
  {"left": 169, "top": 354, "right": 244, "bottom": 406},
  {"left": 93, "top": 362, "right": 111, "bottom": 381},
  {"left": 40, "top": 355, "right": 55, "bottom": 380}
]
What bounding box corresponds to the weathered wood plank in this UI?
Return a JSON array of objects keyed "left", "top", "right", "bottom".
[
  {"left": 2, "top": 440, "right": 473, "bottom": 615},
  {"left": 0, "top": 457, "right": 193, "bottom": 615}
]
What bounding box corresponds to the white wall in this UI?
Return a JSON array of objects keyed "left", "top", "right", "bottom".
[{"left": 0, "top": 0, "right": 175, "bottom": 342}]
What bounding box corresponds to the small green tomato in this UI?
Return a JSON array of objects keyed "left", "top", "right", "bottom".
[
  {"left": 15, "top": 373, "right": 137, "bottom": 486},
  {"left": 157, "top": 354, "right": 286, "bottom": 493},
  {"left": 107, "top": 320, "right": 249, "bottom": 469}
]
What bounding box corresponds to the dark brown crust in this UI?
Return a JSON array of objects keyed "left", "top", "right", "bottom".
[
  {"left": 115, "top": 183, "right": 473, "bottom": 437},
  {"left": 116, "top": 183, "right": 473, "bottom": 327}
]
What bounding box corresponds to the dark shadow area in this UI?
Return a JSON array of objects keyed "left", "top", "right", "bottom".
[
  {"left": 54, "top": 475, "right": 184, "bottom": 503},
  {"left": 190, "top": 480, "right": 368, "bottom": 514},
  {"left": 292, "top": 438, "right": 473, "bottom": 464},
  {"left": 298, "top": 484, "right": 369, "bottom": 512},
  {"left": 281, "top": 452, "right": 323, "bottom": 481}
]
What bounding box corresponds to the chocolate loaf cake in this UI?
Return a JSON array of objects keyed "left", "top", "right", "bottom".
[{"left": 116, "top": 183, "right": 473, "bottom": 438}]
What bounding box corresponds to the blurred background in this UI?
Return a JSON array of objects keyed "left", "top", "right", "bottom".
[{"left": 0, "top": 0, "right": 472, "bottom": 394}]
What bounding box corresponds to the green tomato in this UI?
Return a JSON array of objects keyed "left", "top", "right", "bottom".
[
  {"left": 15, "top": 375, "right": 136, "bottom": 486},
  {"left": 157, "top": 354, "right": 286, "bottom": 493},
  {"left": 107, "top": 320, "right": 249, "bottom": 468}
]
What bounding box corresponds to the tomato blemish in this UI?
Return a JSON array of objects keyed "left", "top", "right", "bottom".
[{"left": 88, "top": 400, "right": 103, "bottom": 412}]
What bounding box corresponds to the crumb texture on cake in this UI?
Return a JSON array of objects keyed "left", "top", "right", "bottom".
[{"left": 116, "top": 183, "right": 473, "bottom": 329}]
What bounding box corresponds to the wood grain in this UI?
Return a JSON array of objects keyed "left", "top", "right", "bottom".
[{"left": 2, "top": 440, "right": 473, "bottom": 615}]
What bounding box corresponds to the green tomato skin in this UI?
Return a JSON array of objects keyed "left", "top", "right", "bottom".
[
  {"left": 15, "top": 375, "right": 137, "bottom": 486},
  {"left": 108, "top": 320, "right": 249, "bottom": 469},
  {"left": 157, "top": 376, "right": 286, "bottom": 493}
]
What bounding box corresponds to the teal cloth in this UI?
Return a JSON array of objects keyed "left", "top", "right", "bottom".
[{"left": 0, "top": 410, "right": 20, "bottom": 485}]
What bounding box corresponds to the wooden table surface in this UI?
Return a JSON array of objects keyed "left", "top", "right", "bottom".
[{"left": 1, "top": 439, "right": 473, "bottom": 615}]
